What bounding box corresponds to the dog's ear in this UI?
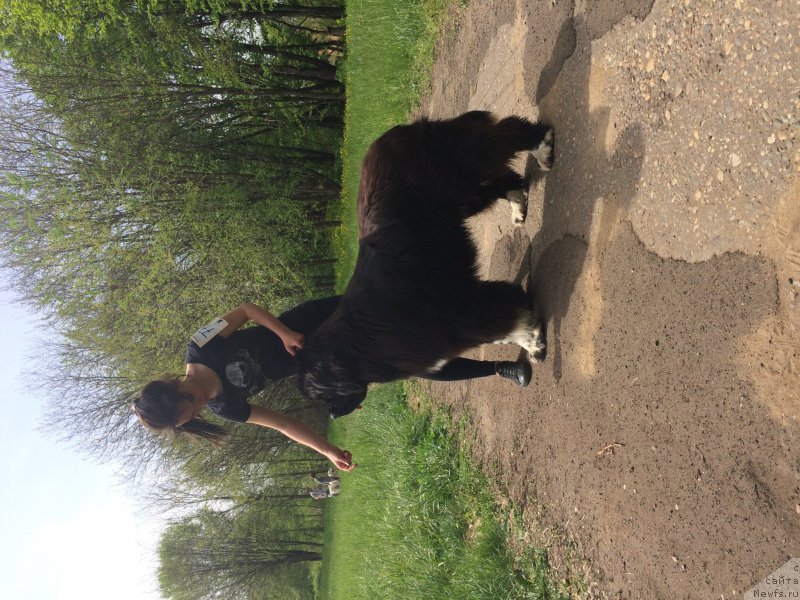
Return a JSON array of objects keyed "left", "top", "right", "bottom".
[
  {"left": 326, "top": 382, "right": 368, "bottom": 418},
  {"left": 298, "top": 364, "right": 367, "bottom": 418}
]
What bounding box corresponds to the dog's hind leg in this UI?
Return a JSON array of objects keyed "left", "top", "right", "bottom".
[
  {"left": 477, "top": 172, "right": 528, "bottom": 224},
  {"left": 479, "top": 171, "right": 526, "bottom": 198},
  {"left": 409, "top": 113, "right": 553, "bottom": 220},
  {"left": 425, "top": 112, "right": 553, "bottom": 176},
  {"left": 477, "top": 169, "right": 549, "bottom": 226},
  {"left": 476, "top": 118, "right": 554, "bottom": 222},
  {"left": 505, "top": 189, "right": 528, "bottom": 225},
  {"left": 491, "top": 116, "right": 554, "bottom": 170},
  {"left": 530, "top": 127, "right": 555, "bottom": 171}
]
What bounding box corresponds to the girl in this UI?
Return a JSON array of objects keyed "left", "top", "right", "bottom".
[{"left": 133, "top": 297, "right": 532, "bottom": 470}]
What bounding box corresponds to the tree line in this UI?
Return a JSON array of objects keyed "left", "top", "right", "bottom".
[{"left": 0, "top": 1, "right": 346, "bottom": 597}]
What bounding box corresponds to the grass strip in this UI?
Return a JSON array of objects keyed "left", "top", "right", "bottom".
[
  {"left": 334, "top": 0, "right": 464, "bottom": 281},
  {"left": 318, "top": 383, "right": 566, "bottom": 600}
]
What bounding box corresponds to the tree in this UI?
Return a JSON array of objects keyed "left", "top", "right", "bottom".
[
  {"left": 158, "top": 506, "right": 323, "bottom": 600},
  {"left": 0, "top": 4, "right": 343, "bottom": 594}
]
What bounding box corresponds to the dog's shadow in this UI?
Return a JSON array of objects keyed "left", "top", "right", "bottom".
[{"left": 487, "top": 15, "right": 646, "bottom": 381}]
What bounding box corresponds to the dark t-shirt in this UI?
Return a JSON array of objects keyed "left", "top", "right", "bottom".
[{"left": 185, "top": 296, "right": 341, "bottom": 423}]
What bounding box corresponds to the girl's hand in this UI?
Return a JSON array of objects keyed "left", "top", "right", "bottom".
[
  {"left": 328, "top": 449, "right": 355, "bottom": 472},
  {"left": 281, "top": 329, "right": 305, "bottom": 356}
]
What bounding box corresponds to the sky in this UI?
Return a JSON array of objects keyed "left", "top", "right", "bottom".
[{"left": 0, "top": 287, "right": 164, "bottom": 600}]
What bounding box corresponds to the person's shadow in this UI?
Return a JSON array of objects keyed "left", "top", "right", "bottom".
[{"left": 488, "top": 14, "right": 646, "bottom": 381}]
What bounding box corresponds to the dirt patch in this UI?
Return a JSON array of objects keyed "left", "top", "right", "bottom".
[{"left": 420, "top": 0, "right": 800, "bottom": 597}]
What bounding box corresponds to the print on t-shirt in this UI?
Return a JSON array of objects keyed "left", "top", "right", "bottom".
[{"left": 225, "top": 348, "right": 266, "bottom": 391}]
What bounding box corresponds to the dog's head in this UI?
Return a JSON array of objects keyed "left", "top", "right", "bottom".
[{"left": 296, "top": 340, "right": 367, "bottom": 418}]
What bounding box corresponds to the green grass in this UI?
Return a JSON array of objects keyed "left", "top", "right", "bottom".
[
  {"left": 317, "top": 383, "right": 567, "bottom": 600},
  {"left": 333, "top": 0, "right": 465, "bottom": 282}
]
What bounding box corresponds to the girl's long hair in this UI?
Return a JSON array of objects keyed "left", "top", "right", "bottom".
[{"left": 133, "top": 378, "right": 228, "bottom": 446}]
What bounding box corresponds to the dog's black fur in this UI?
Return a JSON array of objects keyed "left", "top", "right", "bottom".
[{"left": 297, "top": 111, "right": 553, "bottom": 417}]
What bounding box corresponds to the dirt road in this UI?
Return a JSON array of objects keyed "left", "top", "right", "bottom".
[{"left": 421, "top": 1, "right": 800, "bottom": 597}]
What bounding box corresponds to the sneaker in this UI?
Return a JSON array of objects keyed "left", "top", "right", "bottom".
[{"left": 495, "top": 360, "right": 532, "bottom": 387}]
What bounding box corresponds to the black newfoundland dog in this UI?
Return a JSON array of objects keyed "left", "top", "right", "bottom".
[{"left": 298, "top": 111, "right": 553, "bottom": 417}]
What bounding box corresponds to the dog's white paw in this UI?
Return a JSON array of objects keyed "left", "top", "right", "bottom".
[
  {"left": 526, "top": 321, "right": 547, "bottom": 363},
  {"left": 511, "top": 319, "right": 546, "bottom": 362},
  {"left": 532, "top": 128, "right": 554, "bottom": 171},
  {"left": 506, "top": 189, "right": 528, "bottom": 225},
  {"left": 494, "top": 314, "right": 547, "bottom": 362}
]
